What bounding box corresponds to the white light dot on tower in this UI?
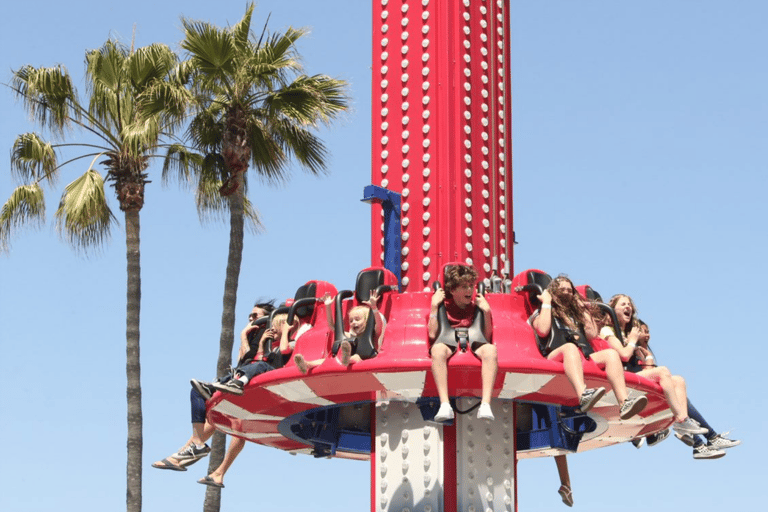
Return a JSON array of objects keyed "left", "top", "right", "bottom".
[
  {"left": 422, "top": 242, "right": 430, "bottom": 251},
  {"left": 381, "top": 150, "right": 389, "bottom": 159},
  {"left": 465, "top": 228, "right": 473, "bottom": 237},
  {"left": 382, "top": 37, "right": 389, "bottom": 47},
  {"left": 381, "top": 65, "right": 389, "bottom": 74},
  {"left": 422, "top": 227, "right": 430, "bottom": 236},
  {"left": 422, "top": 272, "right": 431, "bottom": 282},
  {"left": 422, "top": 25, "right": 429, "bottom": 35},
  {"left": 401, "top": 247, "right": 409, "bottom": 256},
  {"left": 423, "top": 183, "right": 431, "bottom": 192},
  {"left": 402, "top": 173, "right": 410, "bottom": 183},
  {"left": 401, "top": 32, "right": 409, "bottom": 42},
  {"left": 422, "top": 168, "right": 431, "bottom": 178},
  {"left": 422, "top": 257, "right": 430, "bottom": 266},
  {"left": 402, "top": 187, "right": 410, "bottom": 197},
  {"left": 381, "top": 178, "right": 389, "bottom": 187},
  {"left": 381, "top": 164, "right": 389, "bottom": 174},
  {"left": 382, "top": 24, "right": 389, "bottom": 34}
]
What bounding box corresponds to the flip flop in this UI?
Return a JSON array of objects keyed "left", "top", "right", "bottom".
[
  {"left": 198, "top": 475, "right": 224, "bottom": 488},
  {"left": 558, "top": 484, "right": 573, "bottom": 507},
  {"left": 152, "top": 458, "right": 187, "bottom": 472}
]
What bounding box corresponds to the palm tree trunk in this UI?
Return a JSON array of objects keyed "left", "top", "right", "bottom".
[
  {"left": 125, "top": 208, "right": 142, "bottom": 512},
  {"left": 203, "top": 183, "right": 245, "bottom": 512}
]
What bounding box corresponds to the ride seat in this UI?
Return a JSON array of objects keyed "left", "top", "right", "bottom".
[
  {"left": 431, "top": 262, "right": 489, "bottom": 353},
  {"left": 331, "top": 267, "right": 398, "bottom": 360}
]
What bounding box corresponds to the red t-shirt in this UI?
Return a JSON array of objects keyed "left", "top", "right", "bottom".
[{"left": 444, "top": 297, "right": 474, "bottom": 327}]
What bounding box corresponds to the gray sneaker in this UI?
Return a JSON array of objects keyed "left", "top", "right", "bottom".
[
  {"left": 707, "top": 432, "right": 741, "bottom": 450},
  {"left": 173, "top": 443, "right": 211, "bottom": 464},
  {"left": 619, "top": 395, "right": 647, "bottom": 420},
  {"left": 631, "top": 438, "right": 645, "bottom": 449},
  {"left": 693, "top": 443, "right": 725, "bottom": 460},
  {"left": 578, "top": 387, "right": 606, "bottom": 413},
  {"left": 673, "top": 417, "right": 709, "bottom": 436}
]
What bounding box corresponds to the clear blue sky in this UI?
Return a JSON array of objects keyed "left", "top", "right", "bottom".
[{"left": 1, "top": 1, "right": 764, "bottom": 511}]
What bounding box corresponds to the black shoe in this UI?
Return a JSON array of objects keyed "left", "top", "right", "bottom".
[
  {"left": 191, "top": 379, "right": 214, "bottom": 401},
  {"left": 212, "top": 379, "right": 244, "bottom": 396}
]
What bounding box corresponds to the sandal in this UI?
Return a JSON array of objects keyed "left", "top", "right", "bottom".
[{"left": 558, "top": 484, "right": 573, "bottom": 507}]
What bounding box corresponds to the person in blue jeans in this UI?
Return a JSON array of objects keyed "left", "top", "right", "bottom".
[
  {"left": 634, "top": 321, "right": 741, "bottom": 459},
  {"left": 152, "top": 301, "right": 274, "bottom": 476}
]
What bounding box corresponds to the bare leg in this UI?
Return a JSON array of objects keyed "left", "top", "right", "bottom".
[
  {"left": 205, "top": 437, "right": 246, "bottom": 485},
  {"left": 555, "top": 455, "right": 570, "bottom": 487},
  {"left": 638, "top": 367, "right": 685, "bottom": 421},
  {"left": 431, "top": 343, "right": 453, "bottom": 404},
  {"left": 555, "top": 455, "right": 573, "bottom": 506},
  {"left": 671, "top": 375, "right": 689, "bottom": 418},
  {"left": 591, "top": 350, "right": 628, "bottom": 403},
  {"left": 549, "top": 344, "right": 586, "bottom": 397},
  {"left": 475, "top": 344, "right": 498, "bottom": 404}
]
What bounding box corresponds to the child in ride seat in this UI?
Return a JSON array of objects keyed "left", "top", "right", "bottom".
[
  {"left": 211, "top": 313, "right": 298, "bottom": 395},
  {"left": 428, "top": 264, "right": 498, "bottom": 422},
  {"left": 294, "top": 290, "right": 385, "bottom": 372}
]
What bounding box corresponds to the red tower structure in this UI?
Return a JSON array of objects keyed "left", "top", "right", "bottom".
[{"left": 370, "top": 0, "right": 513, "bottom": 287}]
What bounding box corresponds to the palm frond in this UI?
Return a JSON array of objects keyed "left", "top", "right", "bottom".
[
  {"left": 11, "top": 65, "right": 78, "bottom": 134},
  {"left": 162, "top": 144, "right": 204, "bottom": 186},
  {"left": 0, "top": 184, "right": 46, "bottom": 253},
  {"left": 86, "top": 40, "right": 128, "bottom": 131},
  {"left": 10, "top": 133, "right": 59, "bottom": 183},
  {"left": 231, "top": 2, "right": 255, "bottom": 51},
  {"left": 54, "top": 169, "right": 116, "bottom": 250},
  {"left": 242, "top": 194, "right": 263, "bottom": 234}
]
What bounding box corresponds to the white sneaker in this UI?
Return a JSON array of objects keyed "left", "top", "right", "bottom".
[
  {"left": 708, "top": 432, "right": 741, "bottom": 450},
  {"left": 434, "top": 402, "right": 454, "bottom": 422},
  {"left": 477, "top": 402, "right": 495, "bottom": 421},
  {"left": 693, "top": 443, "right": 725, "bottom": 460}
]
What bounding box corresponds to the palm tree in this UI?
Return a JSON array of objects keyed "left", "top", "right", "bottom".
[
  {"left": 163, "top": 4, "right": 349, "bottom": 510},
  {"left": 1, "top": 40, "right": 186, "bottom": 512}
]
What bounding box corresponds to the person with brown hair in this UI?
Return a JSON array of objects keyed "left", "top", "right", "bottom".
[
  {"left": 532, "top": 276, "right": 646, "bottom": 419},
  {"left": 428, "top": 264, "right": 498, "bottom": 422}
]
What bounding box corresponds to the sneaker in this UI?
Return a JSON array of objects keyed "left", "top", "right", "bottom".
[
  {"left": 434, "top": 402, "right": 454, "bottom": 422},
  {"left": 212, "top": 379, "right": 244, "bottom": 396},
  {"left": 191, "top": 379, "right": 214, "bottom": 401},
  {"left": 707, "top": 432, "right": 741, "bottom": 450},
  {"left": 631, "top": 438, "right": 645, "bottom": 449},
  {"left": 619, "top": 395, "right": 647, "bottom": 420},
  {"left": 477, "top": 402, "right": 495, "bottom": 421},
  {"left": 674, "top": 432, "right": 696, "bottom": 447},
  {"left": 173, "top": 443, "right": 211, "bottom": 464},
  {"left": 578, "top": 387, "right": 606, "bottom": 413},
  {"left": 693, "top": 443, "right": 725, "bottom": 460},
  {"left": 673, "top": 417, "right": 709, "bottom": 436},
  {"left": 647, "top": 429, "right": 671, "bottom": 447}
]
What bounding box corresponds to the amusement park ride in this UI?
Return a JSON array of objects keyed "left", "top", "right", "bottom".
[{"left": 206, "top": 1, "right": 673, "bottom": 511}]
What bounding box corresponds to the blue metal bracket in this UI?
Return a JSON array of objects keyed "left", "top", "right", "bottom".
[{"left": 362, "top": 185, "right": 402, "bottom": 285}]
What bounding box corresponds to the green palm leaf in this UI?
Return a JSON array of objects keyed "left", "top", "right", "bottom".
[
  {"left": 54, "top": 169, "right": 116, "bottom": 250},
  {"left": 0, "top": 184, "right": 46, "bottom": 252}
]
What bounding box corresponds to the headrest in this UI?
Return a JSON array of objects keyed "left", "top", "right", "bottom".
[
  {"left": 293, "top": 282, "right": 318, "bottom": 318},
  {"left": 583, "top": 285, "right": 602, "bottom": 302}
]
